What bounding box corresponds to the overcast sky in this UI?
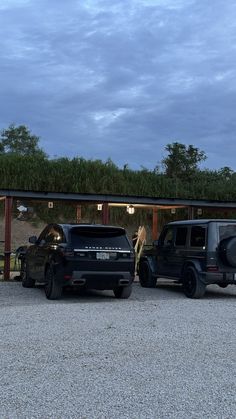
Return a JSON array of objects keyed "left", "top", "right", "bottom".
[{"left": 1, "top": 0, "right": 236, "bottom": 171}]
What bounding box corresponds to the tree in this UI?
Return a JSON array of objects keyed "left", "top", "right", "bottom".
[
  {"left": 217, "top": 166, "right": 234, "bottom": 179},
  {"left": 0, "top": 124, "right": 47, "bottom": 157},
  {"left": 162, "top": 142, "right": 207, "bottom": 179}
]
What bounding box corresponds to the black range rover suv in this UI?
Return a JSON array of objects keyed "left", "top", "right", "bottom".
[
  {"left": 138, "top": 219, "right": 236, "bottom": 298},
  {"left": 21, "top": 223, "right": 135, "bottom": 300}
]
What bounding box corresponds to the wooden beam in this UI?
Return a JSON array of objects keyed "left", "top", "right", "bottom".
[
  {"left": 4, "top": 197, "right": 13, "bottom": 280},
  {"left": 102, "top": 202, "right": 109, "bottom": 225},
  {"left": 152, "top": 207, "right": 158, "bottom": 240},
  {"left": 76, "top": 205, "right": 82, "bottom": 223},
  {"left": 188, "top": 206, "right": 194, "bottom": 219}
]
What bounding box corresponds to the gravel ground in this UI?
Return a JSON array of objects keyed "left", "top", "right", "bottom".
[{"left": 0, "top": 280, "right": 235, "bottom": 419}]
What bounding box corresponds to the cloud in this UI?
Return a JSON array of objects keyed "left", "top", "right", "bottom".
[{"left": 1, "top": 0, "right": 236, "bottom": 170}]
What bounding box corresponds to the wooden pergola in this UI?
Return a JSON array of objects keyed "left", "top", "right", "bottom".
[{"left": 1, "top": 188, "right": 236, "bottom": 280}]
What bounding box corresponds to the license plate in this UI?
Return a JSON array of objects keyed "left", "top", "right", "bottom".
[{"left": 96, "top": 252, "right": 110, "bottom": 260}]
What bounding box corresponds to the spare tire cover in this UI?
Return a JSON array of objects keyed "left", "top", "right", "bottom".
[{"left": 219, "top": 236, "right": 236, "bottom": 267}]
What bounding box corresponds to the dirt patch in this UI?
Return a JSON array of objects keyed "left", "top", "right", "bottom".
[{"left": 0, "top": 217, "right": 45, "bottom": 251}]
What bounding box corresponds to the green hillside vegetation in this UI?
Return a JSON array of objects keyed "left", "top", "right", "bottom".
[
  {"left": 0, "top": 153, "right": 235, "bottom": 200},
  {"left": 0, "top": 124, "right": 236, "bottom": 225}
]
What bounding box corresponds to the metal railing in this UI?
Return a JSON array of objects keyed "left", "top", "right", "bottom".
[{"left": 0, "top": 241, "right": 26, "bottom": 278}]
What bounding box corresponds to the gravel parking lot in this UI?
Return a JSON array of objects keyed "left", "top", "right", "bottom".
[{"left": 0, "top": 280, "right": 235, "bottom": 419}]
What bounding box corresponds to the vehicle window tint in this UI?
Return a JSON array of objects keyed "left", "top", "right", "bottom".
[
  {"left": 175, "top": 227, "right": 187, "bottom": 246},
  {"left": 37, "top": 227, "right": 49, "bottom": 243},
  {"left": 160, "top": 228, "right": 174, "bottom": 246},
  {"left": 219, "top": 224, "right": 236, "bottom": 240},
  {"left": 70, "top": 228, "right": 130, "bottom": 248},
  {"left": 44, "top": 229, "right": 54, "bottom": 243},
  {"left": 190, "top": 226, "right": 206, "bottom": 247},
  {"left": 44, "top": 226, "right": 65, "bottom": 243},
  {"left": 51, "top": 226, "right": 65, "bottom": 243}
]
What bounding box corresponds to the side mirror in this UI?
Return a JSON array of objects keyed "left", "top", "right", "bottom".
[
  {"left": 153, "top": 239, "right": 159, "bottom": 247},
  {"left": 29, "top": 235, "right": 37, "bottom": 244}
]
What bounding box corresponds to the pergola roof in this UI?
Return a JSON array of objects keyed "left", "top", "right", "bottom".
[
  {"left": 1, "top": 188, "right": 236, "bottom": 209},
  {"left": 1, "top": 188, "right": 236, "bottom": 280}
]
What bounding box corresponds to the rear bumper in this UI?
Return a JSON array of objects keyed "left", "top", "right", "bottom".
[
  {"left": 200, "top": 271, "right": 236, "bottom": 285},
  {"left": 65, "top": 271, "right": 134, "bottom": 290}
]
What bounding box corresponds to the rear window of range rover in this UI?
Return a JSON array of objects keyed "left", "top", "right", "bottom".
[{"left": 70, "top": 227, "right": 130, "bottom": 249}]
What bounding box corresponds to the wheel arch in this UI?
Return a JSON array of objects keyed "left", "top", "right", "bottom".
[
  {"left": 44, "top": 261, "right": 51, "bottom": 276},
  {"left": 44, "top": 253, "right": 58, "bottom": 274},
  {"left": 181, "top": 260, "right": 202, "bottom": 282},
  {"left": 139, "top": 255, "right": 157, "bottom": 276}
]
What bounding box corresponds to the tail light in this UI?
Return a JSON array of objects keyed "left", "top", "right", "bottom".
[
  {"left": 206, "top": 265, "right": 219, "bottom": 272},
  {"left": 121, "top": 252, "right": 132, "bottom": 258},
  {"left": 60, "top": 247, "right": 74, "bottom": 257}
]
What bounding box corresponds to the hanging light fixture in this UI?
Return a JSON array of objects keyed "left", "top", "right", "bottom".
[
  {"left": 127, "top": 205, "right": 135, "bottom": 214},
  {"left": 197, "top": 208, "right": 202, "bottom": 216},
  {"left": 97, "top": 203, "right": 103, "bottom": 211},
  {"left": 171, "top": 208, "right": 176, "bottom": 214}
]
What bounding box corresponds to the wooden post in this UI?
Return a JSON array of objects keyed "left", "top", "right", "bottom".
[
  {"left": 152, "top": 207, "right": 158, "bottom": 240},
  {"left": 188, "top": 206, "right": 194, "bottom": 220},
  {"left": 102, "top": 202, "right": 109, "bottom": 225},
  {"left": 76, "top": 205, "right": 81, "bottom": 223},
  {"left": 4, "top": 196, "right": 13, "bottom": 280}
]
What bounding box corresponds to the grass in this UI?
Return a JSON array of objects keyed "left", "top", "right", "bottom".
[{"left": 0, "top": 255, "right": 20, "bottom": 272}]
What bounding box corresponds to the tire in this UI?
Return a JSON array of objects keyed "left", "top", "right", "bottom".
[
  {"left": 183, "top": 266, "right": 206, "bottom": 299},
  {"left": 219, "top": 237, "right": 236, "bottom": 267},
  {"left": 113, "top": 284, "right": 132, "bottom": 299},
  {"left": 45, "top": 265, "right": 62, "bottom": 300},
  {"left": 139, "top": 260, "right": 157, "bottom": 288},
  {"left": 21, "top": 259, "right": 35, "bottom": 288}
]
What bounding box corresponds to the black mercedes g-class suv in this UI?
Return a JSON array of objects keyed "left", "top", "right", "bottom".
[
  {"left": 138, "top": 219, "right": 236, "bottom": 298},
  {"left": 21, "top": 223, "right": 135, "bottom": 300}
]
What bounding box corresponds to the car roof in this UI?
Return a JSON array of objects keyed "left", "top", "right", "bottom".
[
  {"left": 167, "top": 219, "right": 236, "bottom": 226},
  {"left": 57, "top": 223, "right": 126, "bottom": 232}
]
